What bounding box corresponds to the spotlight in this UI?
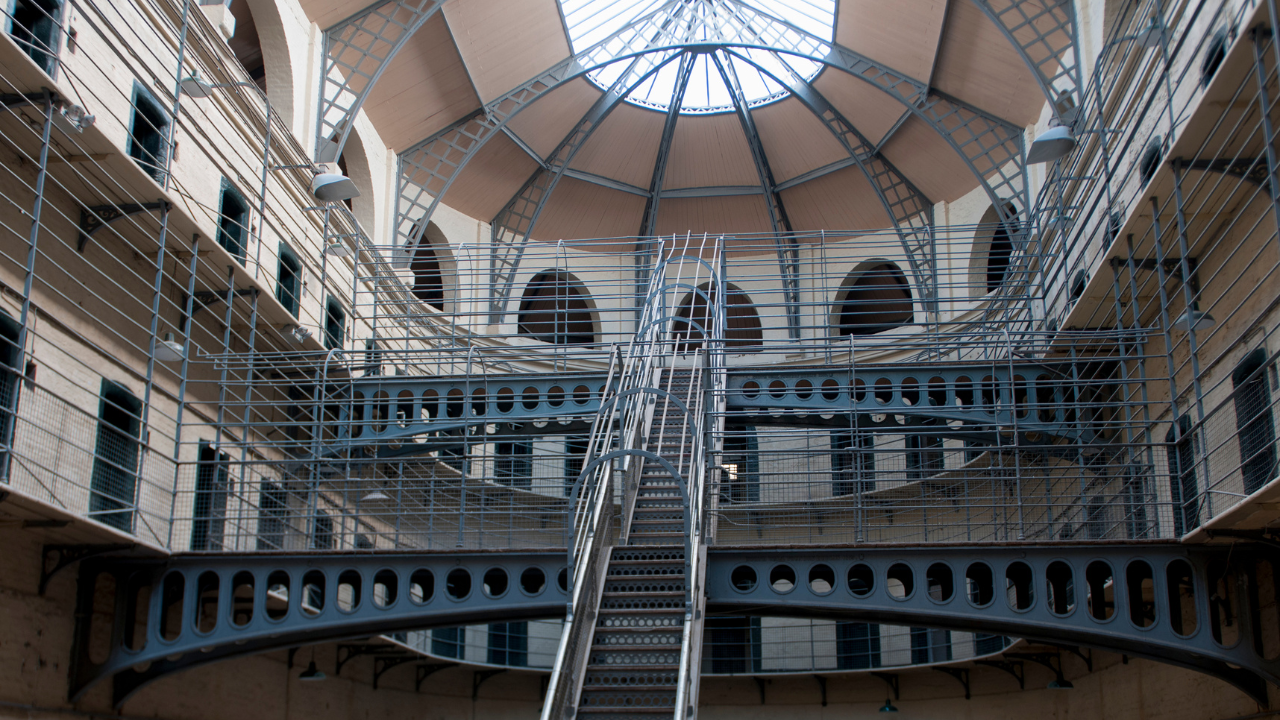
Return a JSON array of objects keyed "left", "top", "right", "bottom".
[
  {"left": 287, "top": 325, "right": 312, "bottom": 345},
  {"left": 298, "top": 660, "right": 326, "bottom": 682},
  {"left": 178, "top": 72, "right": 215, "bottom": 98},
  {"left": 1172, "top": 304, "right": 1216, "bottom": 332},
  {"left": 1028, "top": 125, "right": 1077, "bottom": 163},
  {"left": 879, "top": 698, "right": 899, "bottom": 713},
  {"left": 312, "top": 173, "right": 360, "bottom": 203},
  {"left": 154, "top": 332, "right": 185, "bottom": 362}
]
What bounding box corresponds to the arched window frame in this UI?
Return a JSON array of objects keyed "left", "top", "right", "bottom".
[
  {"left": 830, "top": 261, "right": 915, "bottom": 337},
  {"left": 516, "top": 270, "right": 598, "bottom": 346}
]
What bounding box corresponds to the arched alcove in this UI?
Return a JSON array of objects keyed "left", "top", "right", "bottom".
[
  {"left": 333, "top": 127, "right": 376, "bottom": 234},
  {"left": 673, "top": 283, "right": 762, "bottom": 352},
  {"left": 831, "top": 262, "right": 913, "bottom": 336},
  {"left": 969, "top": 204, "right": 1016, "bottom": 298},
  {"left": 517, "top": 271, "right": 597, "bottom": 345},
  {"left": 411, "top": 223, "right": 446, "bottom": 310},
  {"left": 226, "top": 0, "right": 294, "bottom": 125}
]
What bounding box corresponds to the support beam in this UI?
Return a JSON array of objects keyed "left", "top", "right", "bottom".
[
  {"left": 968, "top": 0, "right": 1082, "bottom": 125},
  {"left": 77, "top": 201, "right": 170, "bottom": 252},
  {"left": 485, "top": 50, "right": 684, "bottom": 325},
  {"left": 394, "top": 0, "right": 1028, "bottom": 281},
  {"left": 317, "top": 0, "right": 446, "bottom": 162},
  {"left": 636, "top": 51, "right": 698, "bottom": 324},
  {"left": 711, "top": 50, "right": 801, "bottom": 338},
  {"left": 730, "top": 49, "right": 937, "bottom": 311}
]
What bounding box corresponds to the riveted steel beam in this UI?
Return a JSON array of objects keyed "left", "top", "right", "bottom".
[
  {"left": 968, "top": 0, "right": 1082, "bottom": 125},
  {"left": 316, "top": 360, "right": 1094, "bottom": 456},
  {"left": 705, "top": 544, "right": 1279, "bottom": 705},
  {"left": 71, "top": 544, "right": 1279, "bottom": 707},
  {"left": 317, "top": 0, "right": 446, "bottom": 162},
  {"left": 69, "top": 552, "right": 569, "bottom": 707}
]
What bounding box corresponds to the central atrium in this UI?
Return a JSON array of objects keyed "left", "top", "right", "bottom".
[{"left": 0, "top": 0, "right": 1278, "bottom": 718}]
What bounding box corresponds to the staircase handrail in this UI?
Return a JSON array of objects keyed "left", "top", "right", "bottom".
[{"left": 540, "top": 241, "right": 672, "bottom": 720}]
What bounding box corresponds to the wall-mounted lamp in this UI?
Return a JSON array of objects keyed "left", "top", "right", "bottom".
[
  {"left": 1028, "top": 125, "right": 1077, "bottom": 163},
  {"left": 361, "top": 489, "right": 391, "bottom": 502},
  {"left": 154, "top": 332, "right": 185, "bottom": 362},
  {"left": 54, "top": 102, "right": 95, "bottom": 134},
  {"left": 298, "top": 660, "right": 325, "bottom": 681},
  {"left": 1172, "top": 304, "right": 1216, "bottom": 332},
  {"left": 1131, "top": 16, "right": 1168, "bottom": 48},
  {"left": 178, "top": 72, "right": 215, "bottom": 98},
  {"left": 312, "top": 172, "right": 360, "bottom": 203},
  {"left": 287, "top": 325, "right": 312, "bottom": 345},
  {"left": 879, "top": 698, "right": 899, "bottom": 712},
  {"left": 324, "top": 241, "right": 351, "bottom": 257}
]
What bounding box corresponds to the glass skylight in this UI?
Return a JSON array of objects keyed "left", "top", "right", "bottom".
[{"left": 559, "top": 0, "right": 836, "bottom": 114}]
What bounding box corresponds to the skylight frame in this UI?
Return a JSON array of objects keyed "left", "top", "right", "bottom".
[{"left": 558, "top": 0, "right": 837, "bottom": 115}]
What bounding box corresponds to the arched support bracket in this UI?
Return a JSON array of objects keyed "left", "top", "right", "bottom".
[
  {"left": 317, "top": 0, "right": 446, "bottom": 162},
  {"left": 967, "top": 0, "right": 1082, "bottom": 126},
  {"left": 69, "top": 552, "right": 569, "bottom": 708},
  {"left": 705, "top": 544, "right": 1280, "bottom": 705}
]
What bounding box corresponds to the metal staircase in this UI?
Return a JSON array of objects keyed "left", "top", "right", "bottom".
[
  {"left": 543, "top": 238, "right": 723, "bottom": 720},
  {"left": 577, "top": 366, "right": 700, "bottom": 717}
]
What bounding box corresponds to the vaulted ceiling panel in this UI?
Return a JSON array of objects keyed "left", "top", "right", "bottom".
[
  {"left": 506, "top": 78, "right": 603, "bottom": 159},
  {"left": 879, "top": 115, "right": 981, "bottom": 203},
  {"left": 835, "top": 0, "right": 948, "bottom": 82},
  {"left": 751, "top": 98, "right": 848, "bottom": 183},
  {"left": 570, "top": 105, "right": 666, "bottom": 189},
  {"left": 812, "top": 69, "right": 908, "bottom": 146},
  {"left": 443, "top": 133, "right": 540, "bottom": 222},
  {"left": 300, "top": 0, "right": 369, "bottom": 32},
  {"left": 444, "top": 0, "right": 572, "bottom": 104},
  {"left": 664, "top": 114, "right": 759, "bottom": 189},
  {"left": 531, "top": 177, "right": 647, "bottom": 241},
  {"left": 655, "top": 196, "right": 774, "bottom": 237},
  {"left": 361, "top": 13, "right": 480, "bottom": 152},
  {"left": 931, "top": 0, "right": 1044, "bottom": 125},
  {"left": 780, "top": 165, "right": 891, "bottom": 231}
]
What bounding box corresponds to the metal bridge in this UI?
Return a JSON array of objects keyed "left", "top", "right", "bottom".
[{"left": 70, "top": 543, "right": 1280, "bottom": 707}]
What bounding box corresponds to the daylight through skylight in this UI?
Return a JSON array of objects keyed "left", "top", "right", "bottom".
[{"left": 559, "top": 0, "right": 836, "bottom": 114}]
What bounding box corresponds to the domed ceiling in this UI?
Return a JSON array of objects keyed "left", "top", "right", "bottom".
[{"left": 303, "top": 0, "right": 1060, "bottom": 241}]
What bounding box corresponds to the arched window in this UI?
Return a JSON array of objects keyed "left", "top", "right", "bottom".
[
  {"left": 1233, "top": 349, "right": 1276, "bottom": 495},
  {"left": 673, "top": 283, "right": 762, "bottom": 352},
  {"left": 971, "top": 204, "right": 1016, "bottom": 297},
  {"left": 518, "top": 271, "right": 595, "bottom": 345},
  {"left": 411, "top": 230, "right": 444, "bottom": 310},
  {"left": 832, "top": 263, "right": 913, "bottom": 336}
]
